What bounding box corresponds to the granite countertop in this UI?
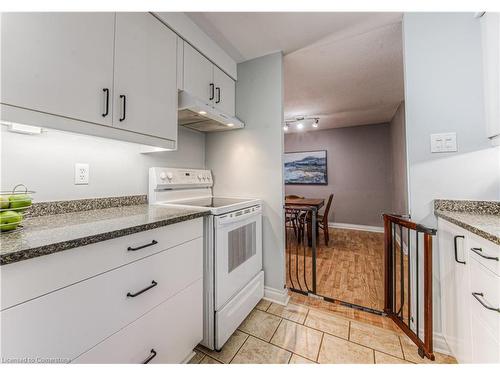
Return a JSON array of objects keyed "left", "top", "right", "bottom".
[
  {"left": 434, "top": 199, "right": 500, "bottom": 246},
  {"left": 0, "top": 204, "right": 210, "bottom": 265}
]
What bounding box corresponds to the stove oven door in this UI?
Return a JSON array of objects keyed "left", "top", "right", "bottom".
[{"left": 214, "top": 205, "right": 262, "bottom": 311}]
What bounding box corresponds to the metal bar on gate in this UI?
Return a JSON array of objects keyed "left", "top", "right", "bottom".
[
  {"left": 311, "top": 207, "right": 317, "bottom": 295},
  {"left": 303, "top": 211, "right": 310, "bottom": 291},
  {"left": 383, "top": 215, "right": 393, "bottom": 314},
  {"left": 416, "top": 231, "right": 419, "bottom": 339},
  {"left": 407, "top": 227, "right": 411, "bottom": 327},
  {"left": 423, "top": 232, "right": 434, "bottom": 358},
  {"left": 399, "top": 224, "right": 404, "bottom": 317}
]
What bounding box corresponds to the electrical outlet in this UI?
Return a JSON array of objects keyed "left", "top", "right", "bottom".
[
  {"left": 430, "top": 132, "right": 457, "bottom": 153},
  {"left": 75, "top": 163, "right": 89, "bottom": 185}
]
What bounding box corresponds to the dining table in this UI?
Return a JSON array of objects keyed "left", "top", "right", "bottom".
[{"left": 284, "top": 197, "right": 325, "bottom": 246}]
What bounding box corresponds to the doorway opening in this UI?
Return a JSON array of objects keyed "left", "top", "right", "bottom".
[{"left": 282, "top": 14, "right": 407, "bottom": 314}]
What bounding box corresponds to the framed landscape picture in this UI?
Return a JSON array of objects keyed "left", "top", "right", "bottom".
[{"left": 284, "top": 150, "right": 328, "bottom": 185}]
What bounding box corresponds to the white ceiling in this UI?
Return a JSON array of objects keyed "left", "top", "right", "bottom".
[{"left": 186, "top": 12, "right": 404, "bottom": 130}]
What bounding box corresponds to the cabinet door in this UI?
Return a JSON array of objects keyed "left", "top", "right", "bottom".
[
  {"left": 183, "top": 43, "right": 214, "bottom": 106},
  {"left": 113, "top": 13, "right": 177, "bottom": 142},
  {"left": 480, "top": 13, "right": 500, "bottom": 139},
  {"left": 438, "top": 219, "right": 472, "bottom": 363},
  {"left": 214, "top": 67, "right": 236, "bottom": 116},
  {"left": 0, "top": 13, "right": 115, "bottom": 125}
]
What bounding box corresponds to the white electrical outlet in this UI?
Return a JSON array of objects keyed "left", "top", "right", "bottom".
[{"left": 75, "top": 163, "right": 89, "bottom": 185}]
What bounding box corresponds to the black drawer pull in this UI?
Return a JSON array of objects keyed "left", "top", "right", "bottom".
[
  {"left": 215, "top": 87, "right": 221, "bottom": 103},
  {"left": 127, "top": 240, "right": 158, "bottom": 252},
  {"left": 119, "top": 94, "right": 126, "bottom": 121},
  {"left": 209, "top": 83, "right": 215, "bottom": 100},
  {"left": 471, "top": 247, "right": 499, "bottom": 261},
  {"left": 472, "top": 292, "right": 500, "bottom": 313},
  {"left": 127, "top": 280, "right": 157, "bottom": 298},
  {"left": 143, "top": 349, "right": 157, "bottom": 364},
  {"left": 454, "top": 235, "right": 466, "bottom": 264},
  {"left": 102, "top": 88, "right": 109, "bottom": 117}
]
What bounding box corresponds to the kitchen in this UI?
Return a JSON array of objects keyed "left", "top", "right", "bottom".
[{"left": 1, "top": 4, "right": 500, "bottom": 369}]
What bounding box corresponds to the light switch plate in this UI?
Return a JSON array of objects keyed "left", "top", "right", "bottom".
[
  {"left": 430, "top": 132, "right": 457, "bottom": 153},
  {"left": 75, "top": 163, "right": 89, "bottom": 185}
]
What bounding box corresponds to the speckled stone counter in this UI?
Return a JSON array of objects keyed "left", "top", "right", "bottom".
[
  {"left": 0, "top": 204, "right": 210, "bottom": 265},
  {"left": 434, "top": 199, "right": 500, "bottom": 246}
]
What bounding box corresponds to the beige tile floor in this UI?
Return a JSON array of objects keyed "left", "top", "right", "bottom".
[{"left": 189, "top": 298, "right": 458, "bottom": 364}]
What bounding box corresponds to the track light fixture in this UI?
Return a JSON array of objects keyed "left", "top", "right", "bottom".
[{"left": 284, "top": 116, "right": 320, "bottom": 131}]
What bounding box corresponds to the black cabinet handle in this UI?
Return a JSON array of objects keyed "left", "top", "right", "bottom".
[
  {"left": 471, "top": 247, "right": 499, "bottom": 261},
  {"left": 127, "top": 280, "right": 157, "bottom": 298},
  {"left": 215, "top": 87, "right": 221, "bottom": 103},
  {"left": 119, "top": 95, "right": 126, "bottom": 122},
  {"left": 142, "top": 349, "right": 157, "bottom": 364},
  {"left": 472, "top": 292, "right": 500, "bottom": 312},
  {"left": 454, "top": 235, "right": 466, "bottom": 264},
  {"left": 209, "top": 83, "right": 215, "bottom": 100},
  {"left": 127, "top": 240, "right": 158, "bottom": 252},
  {"left": 102, "top": 88, "right": 109, "bottom": 117}
]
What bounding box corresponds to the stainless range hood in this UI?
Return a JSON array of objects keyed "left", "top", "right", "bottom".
[{"left": 178, "top": 91, "right": 244, "bottom": 132}]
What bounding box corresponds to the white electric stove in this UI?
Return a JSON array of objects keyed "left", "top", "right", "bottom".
[{"left": 148, "top": 167, "right": 264, "bottom": 350}]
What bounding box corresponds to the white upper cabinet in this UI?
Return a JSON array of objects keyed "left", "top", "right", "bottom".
[
  {"left": 0, "top": 13, "right": 115, "bottom": 126},
  {"left": 113, "top": 13, "right": 177, "bottom": 142},
  {"left": 183, "top": 43, "right": 215, "bottom": 106},
  {"left": 183, "top": 42, "right": 236, "bottom": 116},
  {"left": 480, "top": 13, "right": 500, "bottom": 139},
  {"left": 214, "top": 67, "right": 236, "bottom": 117}
]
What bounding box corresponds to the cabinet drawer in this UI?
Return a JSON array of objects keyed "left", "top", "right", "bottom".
[
  {"left": 470, "top": 258, "right": 500, "bottom": 334},
  {"left": 471, "top": 311, "right": 500, "bottom": 363},
  {"left": 1, "top": 218, "right": 203, "bottom": 310},
  {"left": 73, "top": 278, "right": 203, "bottom": 364},
  {"left": 469, "top": 232, "right": 500, "bottom": 277},
  {"left": 0, "top": 237, "right": 202, "bottom": 362}
]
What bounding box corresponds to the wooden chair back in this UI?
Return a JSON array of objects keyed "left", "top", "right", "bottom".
[{"left": 322, "top": 194, "right": 334, "bottom": 224}]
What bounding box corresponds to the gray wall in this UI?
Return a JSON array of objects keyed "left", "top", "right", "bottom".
[
  {"left": 284, "top": 123, "right": 393, "bottom": 227},
  {"left": 389, "top": 101, "right": 409, "bottom": 215},
  {"left": 206, "top": 52, "right": 285, "bottom": 293},
  {"left": 403, "top": 13, "right": 500, "bottom": 343},
  {"left": 1, "top": 126, "right": 206, "bottom": 201}
]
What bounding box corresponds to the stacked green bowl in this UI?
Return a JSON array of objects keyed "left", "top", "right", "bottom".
[{"left": 0, "top": 184, "right": 34, "bottom": 232}]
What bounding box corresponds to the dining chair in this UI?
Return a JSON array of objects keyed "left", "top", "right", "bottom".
[
  {"left": 285, "top": 194, "right": 304, "bottom": 199},
  {"left": 318, "top": 194, "right": 334, "bottom": 246}
]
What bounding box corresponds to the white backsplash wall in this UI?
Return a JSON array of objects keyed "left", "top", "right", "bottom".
[{"left": 0, "top": 126, "right": 205, "bottom": 202}]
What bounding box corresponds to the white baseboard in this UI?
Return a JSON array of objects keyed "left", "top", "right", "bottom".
[
  {"left": 433, "top": 332, "right": 452, "bottom": 356},
  {"left": 264, "top": 286, "right": 290, "bottom": 306},
  {"left": 413, "top": 325, "right": 451, "bottom": 356},
  {"left": 329, "top": 222, "right": 384, "bottom": 233}
]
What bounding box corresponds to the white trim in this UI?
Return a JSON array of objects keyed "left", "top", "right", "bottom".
[
  {"left": 412, "top": 324, "right": 451, "bottom": 356},
  {"left": 264, "top": 286, "right": 290, "bottom": 306},
  {"left": 433, "top": 332, "right": 452, "bottom": 356},
  {"left": 329, "top": 222, "right": 384, "bottom": 233}
]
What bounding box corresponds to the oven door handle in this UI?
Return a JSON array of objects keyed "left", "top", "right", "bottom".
[{"left": 216, "top": 207, "right": 261, "bottom": 226}]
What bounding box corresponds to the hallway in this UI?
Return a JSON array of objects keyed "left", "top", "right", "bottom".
[{"left": 286, "top": 228, "right": 385, "bottom": 311}]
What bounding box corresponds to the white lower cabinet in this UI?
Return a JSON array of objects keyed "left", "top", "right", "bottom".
[
  {"left": 73, "top": 278, "right": 203, "bottom": 364},
  {"left": 0, "top": 220, "right": 204, "bottom": 364},
  {"left": 438, "top": 218, "right": 500, "bottom": 363}
]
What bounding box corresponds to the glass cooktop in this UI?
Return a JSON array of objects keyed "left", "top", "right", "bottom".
[{"left": 171, "top": 197, "right": 253, "bottom": 208}]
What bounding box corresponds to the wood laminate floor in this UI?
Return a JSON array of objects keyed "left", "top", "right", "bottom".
[{"left": 286, "top": 228, "right": 385, "bottom": 311}]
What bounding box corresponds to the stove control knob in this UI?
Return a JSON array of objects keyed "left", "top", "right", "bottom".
[
  {"left": 166, "top": 172, "right": 173, "bottom": 180},
  {"left": 198, "top": 174, "right": 203, "bottom": 181},
  {"left": 159, "top": 172, "right": 166, "bottom": 180}
]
